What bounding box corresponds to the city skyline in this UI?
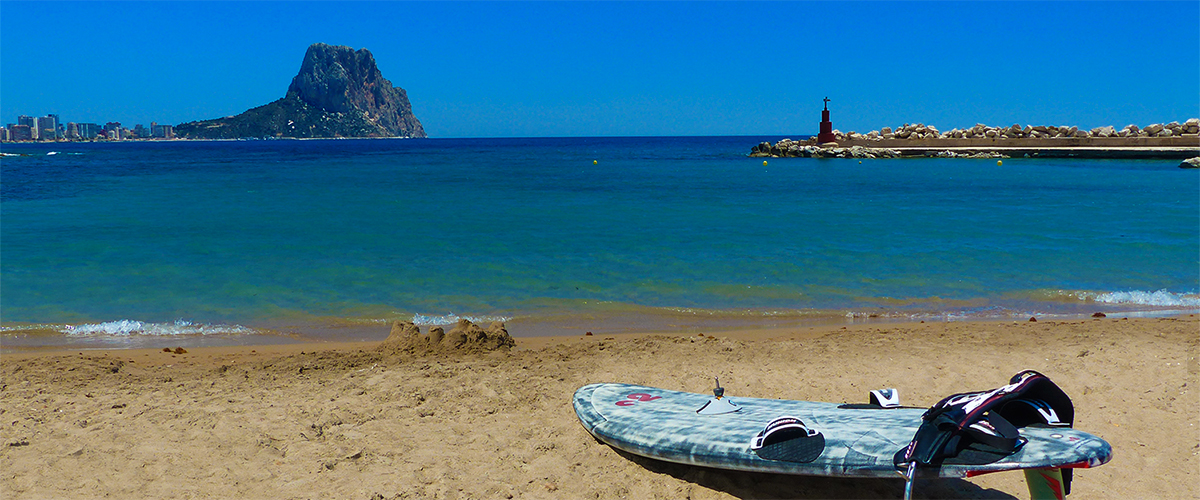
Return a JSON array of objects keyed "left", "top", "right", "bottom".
[
  {"left": 2, "top": 113, "right": 173, "bottom": 141},
  {"left": 3, "top": 2, "right": 1197, "bottom": 138}
]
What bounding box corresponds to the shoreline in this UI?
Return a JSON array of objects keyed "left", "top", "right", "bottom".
[
  {"left": 1, "top": 311, "right": 1190, "bottom": 356},
  {"left": 4, "top": 311, "right": 1194, "bottom": 359},
  {"left": 2, "top": 315, "right": 1195, "bottom": 498},
  {"left": 5, "top": 307, "right": 1197, "bottom": 354}
]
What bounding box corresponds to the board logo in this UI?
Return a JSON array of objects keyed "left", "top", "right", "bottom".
[{"left": 616, "top": 393, "right": 662, "bottom": 406}]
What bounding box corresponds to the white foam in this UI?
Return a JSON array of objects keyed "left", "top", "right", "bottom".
[
  {"left": 411, "top": 313, "right": 513, "bottom": 326},
  {"left": 1078, "top": 290, "right": 1200, "bottom": 307},
  {"left": 62, "top": 319, "right": 254, "bottom": 337}
]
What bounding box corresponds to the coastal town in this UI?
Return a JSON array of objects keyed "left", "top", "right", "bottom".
[{"left": 0, "top": 114, "right": 175, "bottom": 142}]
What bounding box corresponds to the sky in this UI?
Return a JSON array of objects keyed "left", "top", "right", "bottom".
[{"left": 2, "top": 1, "right": 1197, "bottom": 138}]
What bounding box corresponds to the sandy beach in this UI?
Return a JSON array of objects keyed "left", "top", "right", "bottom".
[{"left": 2, "top": 315, "right": 1196, "bottom": 499}]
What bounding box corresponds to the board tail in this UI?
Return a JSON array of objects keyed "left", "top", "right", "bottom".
[{"left": 1024, "top": 468, "right": 1065, "bottom": 500}]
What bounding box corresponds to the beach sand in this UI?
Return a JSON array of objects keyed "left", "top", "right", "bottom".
[{"left": 2, "top": 316, "right": 1196, "bottom": 499}]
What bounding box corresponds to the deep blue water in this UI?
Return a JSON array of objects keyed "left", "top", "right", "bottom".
[{"left": 2, "top": 137, "right": 1197, "bottom": 348}]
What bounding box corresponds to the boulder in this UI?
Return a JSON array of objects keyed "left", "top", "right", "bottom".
[
  {"left": 1180, "top": 157, "right": 1200, "bottom": 169},
  {"left": 1144, "top": 123, "right": 1164, "bottom": 135}
]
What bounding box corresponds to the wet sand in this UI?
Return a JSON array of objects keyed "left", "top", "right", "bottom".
[{"left": 2, "top": 316, "right": 1196, "bottom": 499}]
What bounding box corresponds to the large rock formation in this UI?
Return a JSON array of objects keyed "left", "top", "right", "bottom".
[{"left": 176, "top": 43, "right": 426, "bottom": 139}]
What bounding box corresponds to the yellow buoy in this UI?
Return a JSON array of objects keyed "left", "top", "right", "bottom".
[
  {"left": 763, "top": 160, "right": 768, "bottom": 166},
  {"left": 997, "top": 160, "right": 1003, "bottom": 166},
  {"left": 593, "top": 160, "right": 598, "bottom": 165}
]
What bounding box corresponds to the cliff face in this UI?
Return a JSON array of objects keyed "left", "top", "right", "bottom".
[
  {"left": 286, "top": 43, "right": 425, "bottom": 138},
  {"left": 176, "top": 43, "right": 426, "bottom": 139}
]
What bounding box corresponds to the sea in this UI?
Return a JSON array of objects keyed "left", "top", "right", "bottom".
[{"left": 2, "top": 136, "right": 1197, "bottom": 351}]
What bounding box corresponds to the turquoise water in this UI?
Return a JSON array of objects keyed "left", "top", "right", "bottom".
[{"left": 2, "top": 137, "right": 1197, "bottom": 349}]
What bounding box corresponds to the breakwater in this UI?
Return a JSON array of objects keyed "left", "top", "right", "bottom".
[{"left": 752, "top": 119, "right": 1200, "bottom": 159}]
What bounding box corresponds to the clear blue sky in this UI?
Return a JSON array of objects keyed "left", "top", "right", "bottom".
[{"left": 3, "top": 1, "right": 1197, "bottom": 138}]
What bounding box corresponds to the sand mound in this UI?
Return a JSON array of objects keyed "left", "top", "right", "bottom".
[{"left": 377, "top": 319, "right": 515, "bottom": 355}]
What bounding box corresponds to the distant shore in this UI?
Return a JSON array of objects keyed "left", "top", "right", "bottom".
[{"left": 0, "top": 135, "right": 425, "bottom": 145}]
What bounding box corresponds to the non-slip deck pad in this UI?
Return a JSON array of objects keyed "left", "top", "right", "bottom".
[{"left": 574, "top": 383, "right": 1111, "bottom": 478}]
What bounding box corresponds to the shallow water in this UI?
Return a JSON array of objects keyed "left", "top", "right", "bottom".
[{"left": 2, "top": 137, "right": 1196, "bottom": 349}]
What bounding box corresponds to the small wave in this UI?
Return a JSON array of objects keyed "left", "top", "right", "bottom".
[
  {"left": 1082, "top": 290, "right": 1200, "bottom": 307},
  {"left": 46, "top": 151, "right": 59, "bottom": 155},
  {"left": 411, "top": 313, "right": 513, "bottom": 326},
  {"left": 1025, "top": 289, "right": 1200, "bottom": 308},
  {"left": 62, "top": 319, "right": 255, "bottom": 337}
]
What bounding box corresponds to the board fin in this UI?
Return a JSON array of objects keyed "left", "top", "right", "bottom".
[
  {"left": 870, "top": 388, "right": 901, "bottom": 407},
  {"left": 1024, "top": 468, "right": 1066, "bottom": 500},
  {"left": 697, "top": 376, "right": 740, "bottom": 415},
  {"left": 696, "top": 397, "right": 740, "bottom": 415}
]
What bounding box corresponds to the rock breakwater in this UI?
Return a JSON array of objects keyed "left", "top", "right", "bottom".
[
  {"left": 832, "top": 118, "right": 1198, "bottom": 142},
  {"left": 751, "top": 140, "right": 1006, "bottom": 159},
  {"left": 751, "top": 119, "right": 1199, "bottom": 159}
]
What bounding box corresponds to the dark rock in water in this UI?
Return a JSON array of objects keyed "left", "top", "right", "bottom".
[
  {"left": 177, "top": 43, "right": 426, "bottom": 139},
  {"left": 1092, "top": 312, "right": 1107, "bottom": 318}
]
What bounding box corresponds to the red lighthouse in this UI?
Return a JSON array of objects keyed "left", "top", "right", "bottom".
[{"left": 817, "top": 97, "right": 836, "bottom": 144}]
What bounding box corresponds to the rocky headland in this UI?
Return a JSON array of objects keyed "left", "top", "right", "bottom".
[
  {"left": 751, "top": 119, "right": 1200, "bottom": 160},
  {"left": 176, "top": 43, "right": 425, "bottom": 140}
]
